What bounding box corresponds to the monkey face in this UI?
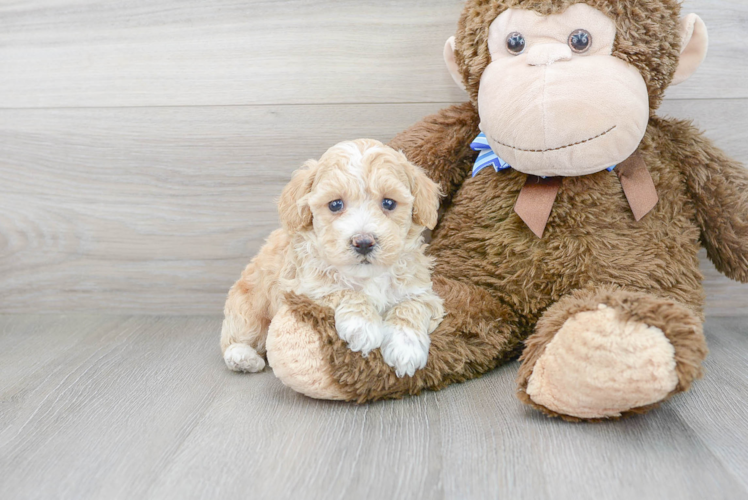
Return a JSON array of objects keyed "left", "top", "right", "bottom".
[{"left": 477, "top": 4, "right": 650, "bottom": 177}]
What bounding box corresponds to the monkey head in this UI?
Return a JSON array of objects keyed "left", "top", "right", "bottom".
[{"left": 444, "top": 0, "right": 709, "bottom": 177}]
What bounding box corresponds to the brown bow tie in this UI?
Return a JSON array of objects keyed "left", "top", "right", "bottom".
[{"left": 514, "top": 151, "right": 659, "bottom": 238}]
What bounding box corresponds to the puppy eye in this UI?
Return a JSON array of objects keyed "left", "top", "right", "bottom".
[
  {"left": 328, "top": 199, "right": 344, "bottom": 213},
  {"left": 506, "top": 32, "right": 525, "bottom": 55},
  {"left": 382, "top": 198, "right": 397, "bottom": 211},
  {"left": 568, "top": 29, "right": 592, "bottom": 53}
]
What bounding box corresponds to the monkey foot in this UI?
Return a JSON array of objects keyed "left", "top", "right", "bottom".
[
  {"left": 517, "top": 287, "right": 707, "bottom": 421},
  {"left": 526, "top": 305, "right": 678, "bottom": 418}
]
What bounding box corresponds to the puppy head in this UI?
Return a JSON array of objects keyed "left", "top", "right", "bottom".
[{"left": 278, "top": 139, "right": 440, "bottom": 269}]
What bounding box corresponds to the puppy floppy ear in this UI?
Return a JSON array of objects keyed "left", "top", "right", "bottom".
[
  {"left": 278, "top": 160, "right": 317, "bottom": 233},
  {"left": 405, "top": 160, "right": 441, "bottom": 230}
]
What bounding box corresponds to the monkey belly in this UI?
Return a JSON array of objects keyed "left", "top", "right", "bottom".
[{"left": 429, "top": 139, "right": 704, "bottom": 334}]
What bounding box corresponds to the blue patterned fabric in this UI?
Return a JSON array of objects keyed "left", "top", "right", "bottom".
[
  {"left": 470, "top": 132, "right": 616, "bottom": 177},
  {"left": 470, "top": 133, "right": 511, "bottom": 177}
]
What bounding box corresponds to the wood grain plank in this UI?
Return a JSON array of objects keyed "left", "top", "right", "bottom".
[
  {"left": 434, "top": 356, "right": 748, "bottom": 499},
  {"left": 0, "top": 315, "right": 229, "bottom": 500},
  {"left": 146, "top": 374, "right": 446, "bottom": 500},
  {"left": 0, "top": 0, "right": 744, "bottom": 108},
  {"left": 0, "top": 102, "right": 447, "bottom": 314},
  {"left": 0, "top": 315, "right": 746, "bottom": 499},
  {"left": 1, "top": 99, "right": 747, "bottom": 314},
  {"left": 671, "top": 317, "right": 748, "bottom": 492},
  {"left": 0, "top": 0, "right": 464, "bottom": 108}
]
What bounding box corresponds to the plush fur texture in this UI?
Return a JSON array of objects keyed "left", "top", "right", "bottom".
[
  {"left": 525, "top": 306, "right": 679, "bottom": 419},
  {"left": 263, "top": 0, "right": 748, "bottom": 420},
  {"left": 272, "top": 109, "right": 725, "bottom": 405},
  {"left": 278, "top": 276, "right": 520, "bottom": 402},
  {"left": 266, "top": 303, "right": 344, "bottom": 400},
  {"left": 516, "top": 286, "right": 707, "bottom": 421}
]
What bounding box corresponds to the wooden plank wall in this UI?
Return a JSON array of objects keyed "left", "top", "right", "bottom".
[{"left": 1, "top": 0, "right": 746, "bottom": 315}]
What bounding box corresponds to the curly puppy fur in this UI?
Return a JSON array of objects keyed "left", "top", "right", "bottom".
[{"left": 221, "top": 139, "right": 444, "bottom": 378}]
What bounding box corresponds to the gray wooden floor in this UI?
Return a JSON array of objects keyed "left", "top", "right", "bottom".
[{"left": 0, "top": 315, "right": 746, "bottom": 500}]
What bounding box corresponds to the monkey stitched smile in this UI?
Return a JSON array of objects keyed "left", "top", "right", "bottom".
[{"left": 488, "top": 125, "right": 616, "bottom": 153}]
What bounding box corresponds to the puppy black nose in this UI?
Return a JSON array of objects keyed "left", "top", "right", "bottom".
[{"left": 351, "top": 235, "right": 376, "bottom": 255}]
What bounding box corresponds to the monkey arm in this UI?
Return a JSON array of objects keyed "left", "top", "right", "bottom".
[
  {"left": 388, "top": 102, "right": 480, "bottom": 206},
  {"left": 664, "top": 118, "right": 748, "bottom": 283}
]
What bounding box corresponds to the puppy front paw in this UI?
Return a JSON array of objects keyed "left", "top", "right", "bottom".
[
  {"left": 224, "top": 343, "right": 266, "bottom": 373},
  {"left": 334, "top": 312, "right": 384, "bottom": 356},
  {"left": 381, "top": 325, "right": 429, "bottom": 378}
]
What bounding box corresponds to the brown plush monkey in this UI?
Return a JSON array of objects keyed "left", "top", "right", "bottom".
[{"left": 262, "top": 0, "right": 748, "bottom": 420}]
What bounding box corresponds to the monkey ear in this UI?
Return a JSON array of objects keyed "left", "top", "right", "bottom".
[
  {"left": 444, "top": 36, "right": 467, "bottom": 92},
  {"left": 277, "top": 160, "right": 316, "bottom": 233},
  {"left": 671, "top": 14, "right": 709, "bottom": 86}
]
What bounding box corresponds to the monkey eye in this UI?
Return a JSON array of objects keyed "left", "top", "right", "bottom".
[
  {"left": 382, "top": 198, "right": 397, "bottom": 211},
  {"left": 506, "top": 32, "right": 526, "bottom": 55},
  {"left": 568, "top": 29, "right": 592, "bottom": 53},
  {"left": 328, "top": 199, "right": 344, "bottom": 213}
]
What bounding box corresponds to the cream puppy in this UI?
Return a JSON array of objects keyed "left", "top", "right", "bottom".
[{"left": 220, "top": 139, "right": 444, "bottom": 378}]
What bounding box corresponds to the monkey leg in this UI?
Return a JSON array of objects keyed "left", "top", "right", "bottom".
[
  {"left": 265, "top": 303, "right": 347, "bottom": 400},
  {"left": 516, "top": 285, "right": 708, "bottom": 421},
  {"left": 265, "top": 276, "right": 521, "bottom": 402}
]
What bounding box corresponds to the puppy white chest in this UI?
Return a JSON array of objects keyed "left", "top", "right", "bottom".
[{"left": 356, "top": 272, "right": 404, "bottom": 313}]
